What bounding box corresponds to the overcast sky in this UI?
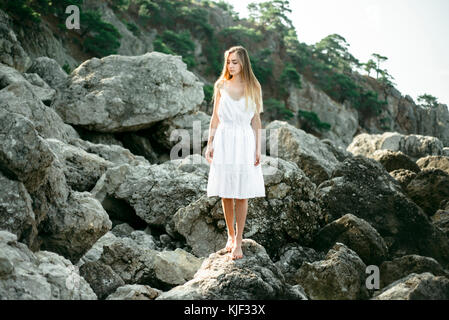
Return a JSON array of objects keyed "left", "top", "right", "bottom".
[{"left": 223, "top": 0, "right": 449, "bottom": 107}]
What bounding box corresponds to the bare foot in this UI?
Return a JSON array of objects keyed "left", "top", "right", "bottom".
[
  {"left": 225, "top": 235, "right": 235, "bottom": 252},
  {"left": 231, "top": 243, "right": 243, "bottom": 260}
]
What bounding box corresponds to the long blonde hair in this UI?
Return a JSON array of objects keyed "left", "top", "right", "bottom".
[{"left": 213, "top": 46, "right": 263, "bottom": 114}]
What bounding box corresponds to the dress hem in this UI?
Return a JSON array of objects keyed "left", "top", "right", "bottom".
[{"left": 207, "top": 193, "right": 266, "bottom": 199}]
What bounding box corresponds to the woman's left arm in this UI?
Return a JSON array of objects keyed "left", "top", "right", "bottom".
[{"left": 251, "top": 112, "right": 262, "bottom": 160}]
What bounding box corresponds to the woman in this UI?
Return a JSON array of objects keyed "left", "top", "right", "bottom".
[{"left": 205, "top": 46, "right": 265, "bottom": 260}]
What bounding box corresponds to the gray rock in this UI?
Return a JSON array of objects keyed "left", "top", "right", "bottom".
[
  {"left": 347, "top": 132, "right": 444, "bottom": 162},
  {"left": 0, "top": 80, "right": 79, "bottom": 143},
  {"left": 0, "top": 230, "right": 96, "bottom": 300},
  {"left": 79, "top": 260, "right": 125, "bottom": 300},
  {"left": 379, "top": 255, "right": 449, "bottom": 289},
  {"left": 51, "top": 52, "right": 204, "bottom": 132},
  {"left": 45, "top": 138, "right": 113, "bottom": 192},
  {"left": 156, "top": 239, "right": 306, "bottom": 300},
  {"left": 0, "top": 10, "right": 32, "bottom": 72},
  {"left": 266, "top": 120, "right": 341, "bottom": 185},
  {"left": 406, "top": 168, "right": 449, "bottom": 216},
  {"left": 316, "top": 155, "right": 449, "bottom": 268},
  {"left": 106, "top": 284, "right": 162, "bottom": 300},
  {"left": 416, "top": 155, "right": 449, "bottom": 175},
  {"left": 372, "top": 272, "right": 449, "bottom": 300},
  {"left": 313, "top": 213, "right": 388, "bottom": 265},
  {"left": 26, "top": 56, "right": 67, "bottom": 89},
  {"left": 389, "top": 169, "right": 417, "bottom": 190},
  {"left": 371, "top": 149, "right": 420, "bottom": 173},
  {"left": 0, "top": 172, "right": 37, "bottom": 249},
  {"left": 295, "top": 243, "right": 369, "bottom": 300}
]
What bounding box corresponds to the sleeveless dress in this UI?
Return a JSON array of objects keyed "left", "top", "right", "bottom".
[{"left": 206, "top": 85, "right": 266, "bottom": 199}]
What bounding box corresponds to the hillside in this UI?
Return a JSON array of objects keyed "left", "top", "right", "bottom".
[{"left": 1, "top": 0, "right": 448, "bottom": 148}]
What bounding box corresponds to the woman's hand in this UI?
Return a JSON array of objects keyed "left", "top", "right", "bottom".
[
  {"left": 205, "top": 144, "right": 214, "bottom": 164},
  {"left": 254, "top": 148, "right": 261, "bottom": 166}
]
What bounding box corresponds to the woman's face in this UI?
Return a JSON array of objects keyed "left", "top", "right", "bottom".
[{"left": 227, "top": 52, "right": 242, "bottom": 76}]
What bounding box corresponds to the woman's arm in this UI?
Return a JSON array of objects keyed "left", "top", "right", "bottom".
[
  {"left": 251, "top": 112, "right": 262, "bottom": 153},
  {"left": 207, "top": 89, "right": 221, "bottom": 148}
]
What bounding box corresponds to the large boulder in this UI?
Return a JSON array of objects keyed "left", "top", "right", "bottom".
[
  {"left": 316, "top": 155, "right": 449, "bottom": 267},
  {"left": 294, "top": 243, "right": 370, "bottom": 300},
  {"left": 312, "top": 213, "right": 388, "bottom": 265},
  {"left": 347, "top": 132, "right": 444, "bottom": 161},
  {"left": 156, "top": 239, "right": 307, "bottom": 300},
  {"left": 26, "top": 56, "right": 68, "bottom": 90},
  {"left": 405, "top": 168, "right": 449, "bottom": 216},
  {"left": 0, "top": 10, "right": 32, "bottom": 72},
  {"left": 416, "top": 155, "right": 449, "bottom": 174},
  {"left": 0, "top": 80, "right": 78, "bottom": 143},
  {"left": 51, "top": 52, "right": 204, "bottom": 132},
  {"left": 372, "top": 272, "right": 449, "bottom": 300},
  {"left": 266, "top": 120, "right": 341, "bottom": 185},
  {"left": 0, "top": 230, "right": 96, "bottom": 299},
  {"left": 90, "top": 154, "right": 209, "bottom": 233},
  {"left": 371, "top": 149, "right": 420, "bottom": 173}
]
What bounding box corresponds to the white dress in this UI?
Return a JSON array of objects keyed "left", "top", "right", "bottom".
[{"left": 207, "top": 86, "right": 266, "bottom": 199}]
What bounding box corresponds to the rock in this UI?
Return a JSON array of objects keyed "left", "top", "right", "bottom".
[
  {"left": 172, "top": 156, "right": 323, "bottom": 260},
  {"left": 38, "top": 190, "right": 112, "bottom": 264},
  {"left": 287, "top": 78, "right": 359, "bottom": 148},
  {"left": 106, "top": 284, "right": 162, "bottom": 300},
  {"left": 316, "top": 155, "right": 449, "bottom": 267},
  {"left": 26, "top": 56, "right": 68, "bottom": 89},
  {"left": 118, "top": 132, "right": 159, "bottom": 164},
  {"left": 98, "top": 236, "right": 203, "bottom": 290},
  {"left": 432, "top": 205, "right": 449, "bottom": 237},
  {"left": 0, "top": 10, "right": 32, "bottom": 72},
  {"left": 371, "top": 149, "right": 420, "bottom": 173},
  {"left": 406, "top": 168, "right": 449, "bottom": 216},
  {"left": 90, "top": 155, "right": 208, "bottom": 233},
  {"left": 45, "top": 138, "right": 113, "bottom": 192},
  {"left": 379, "top": 255, "right": 449, "bottom": 289},
  {"left": 76, "top": 232, "right": 118, "bottom": 267},
  {"left": 266, "top": 120, "right": 340, "bottom": 185},
  {"left": 0, "top": 63, "right": 56, "bottom": 105},
  {"left": 389, "top": 169, "right": 417, "bottom": 190},
  {"left": 150, "top": 110, "right": 211, "bottom": 151},
  {"left": 274, "top": 244, "right": 325, "bottom": 285},
  {"left": 294, "top": 243, "right": 369, "bottom": 300},
  {"left": 416, "top": 155, "right": 449, "bottom": 175},
  {"left": 0, "top": 172, "right": 37, "bottom": 249},
  {"left": 79, "top": 260, "right": 125, "bottom": 300},
  {"left": 51, "top": 52, "right": 204, "bottom": 132},
  {"left": 0, "top": 110, "right": 54, "bottom": 193},
  {"left": 372, "top": 272, "right": 449, "bottom": 300},
  {"left": 68, "top": 137, "right": 150, "bottom": 167},
  {"left": 0, "top": 230, "right": 96, "bottom": 299},
  {"left": 156, "top": 239, "right": 306, "bottom": 300},
  {"left": 313, "top": 213, "right": 388, "bottom": 265},
  {"left": 0, "top": 80, "right": 79, "bottom": 143},
  {"left": 347, "top": 132, "right": 444, "bottom": 162}
]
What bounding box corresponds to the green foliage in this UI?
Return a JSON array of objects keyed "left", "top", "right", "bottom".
[
  {"left": 62, "top": 62, "right": 71, "bottom": 74},
  {"left": 203, "top": 84, "right": 214, "bottom": 105},
  {"left": 0, "top": 0, "right": 41, "bottom": 24},
  {"left": 153, "top": 30, "right": 196, "bottom": 68},
  {"left": 250, "top": 49, "right": 274, "bottom": 85},
  {"left": 247, "top": 0, "right": 294, "bottom": 35},
  {"left": 264, "top": 98, "right": 294, "bottom": 121},
  {"left": 125, "top": 21, "right": 141, "bottom": 36},
  {"left": 203, "top": 37, "right": 222, "bottom": 76},
  {"left": 279, "top": 62, "right": 301, "bottom": 96},
  {"left": 297, "top": 109, "right": 331, "bottom": 132},
  {"left": 219, "top": 25, "right": 263, "bottom": 45},
  {"left": 177, "top": 5, "right": 213, "bottom": 39},
  {"left": 82, "top": 10, "right": 122, "bottom": 57},
  {"left": 417, "top": 94, "right": 439, "bottom": 109},
  {"left": 355, "top": 90, "right": 388, "bottom": 117}
]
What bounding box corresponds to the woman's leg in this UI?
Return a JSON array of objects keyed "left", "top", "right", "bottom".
[
  {"left": 232, "top": 198, "right": 248, "bottom": 259},
  {"left": 221, "top": 198, "right": 235, "bottom": 252}
]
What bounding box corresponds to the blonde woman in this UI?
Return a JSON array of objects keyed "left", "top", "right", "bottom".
[{"left": 205, "top": 46, "right": 265, "bottom": 260}]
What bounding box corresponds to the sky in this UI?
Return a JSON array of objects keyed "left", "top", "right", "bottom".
[{"left": 223, "top": 0, "right": 449, "bottom": 107}]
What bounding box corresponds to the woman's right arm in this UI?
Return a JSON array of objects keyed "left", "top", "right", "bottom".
[{"left": 207, "top": 89, "right": 221, "bottom": 148}]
